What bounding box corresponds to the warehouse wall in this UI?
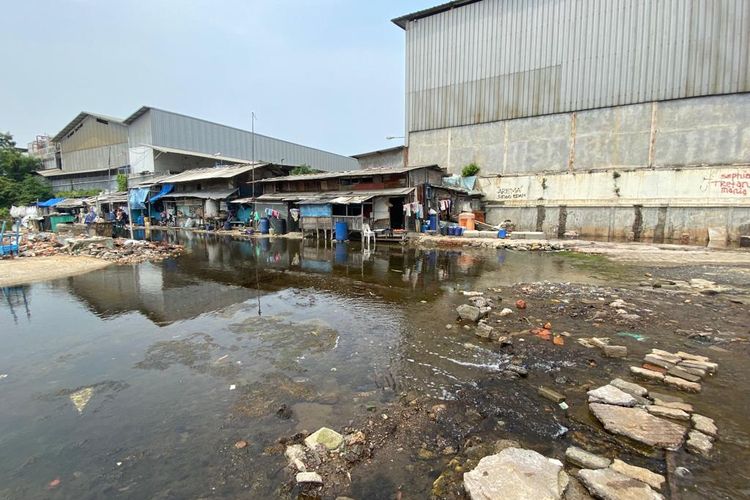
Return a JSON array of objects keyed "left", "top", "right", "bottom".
[
  {"left": 402, "top": 0, "right": 750, "bottom": 133},
  {"left": 408, "top": 93, "right": 750, "bottom": 243},
  {"left": 58, "top": 115, "right": 129, "bottom": 173}
]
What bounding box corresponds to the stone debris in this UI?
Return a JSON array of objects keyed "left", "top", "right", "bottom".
[
  {"left": 296, "top": 471, "right": 323, "bottom": 485},
  {"left": 304, "top": 427, "right": 344, "bottom": 451},
  {"left": 499, "top": 307, "right": 514, "bottom": 317},
  {"left": 13, "top": 233, "right": 184, "bottom": 265},
  {"left": 643, "top": 354, "right": 675, "bottom": 370},
  {"left": 664, "top": 375, "right": 701, "bottom": 393},
  {"left": 691, "top": 414, "right": 718, "bottom": 438},
  {"left": 463, "top": 447, "right": 569, "bottom": 500},
  {"left": 675, "top": 351, "right": 710, "bottom": 363},
  {"left": 285, "top": 444, "right": 307, "bottom": 471},
  {"left": 609, "top": 378, "right": 648, "bottom": 398},
  {"left": 578, "top": 468, "right": 664, "bottom": 500},
  {"left": 630, "top": 366, "right": 665, "bottom": 381},
  {"left": 603, "top": 345, "right": 628, "bottom": 358},
  {"left": 565, "top": 446, "right": 611, "bottom": 469},
  {"left": 652, "top": 400, "right": 693, "bottom": 413},
  {"left": 587, "top": 385, "right": 637, "bottom": 407},
  {"left": 609, "top": 459, "right": 665, "bottom": 491},
  {"left": 650, "top": 349, "right": 682, "bottom": 364},
  {"left": 646, "top": 405, "right": 690, "bottom": 421},
  {"left": 589, "top": 403, "right": 686, "bottom": 449},
  {"left": 457, "top": 304, "right": 482, "bottom": 322},
  {"left": 667, "top": 366, "right": 702, "bottom": 383},
  {"left": 686, "top": 430, "right": 714, "bottom": 457},
  {"left": 538, "top": 386, "right": 566, "bottom": 403}
]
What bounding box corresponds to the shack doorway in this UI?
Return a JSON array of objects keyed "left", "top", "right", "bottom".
[{"left": 389, "top": 197, "right": 405, "bottom": 229}]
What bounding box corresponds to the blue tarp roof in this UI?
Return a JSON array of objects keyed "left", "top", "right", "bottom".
[
  {"left": 37, "top": 198, "right": 65, "bottom": 207},
  {"left": 149, "top": 183, "right": 174, "bottom": 203}
]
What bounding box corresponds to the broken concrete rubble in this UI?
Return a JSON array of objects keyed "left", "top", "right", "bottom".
[
  {"left": 463, "top": 448, "right": 569, "bottom": 500},
  {"left": 686, "top": 430, "right": 714, "bottom": 457},
  {"left": 304, "top": 427, "right": 343, "bottom": 451},
  {"left": 691, "top": 414, "right": 718, "bottom": 437},
  {"left": 646, "top": 405, "right": 690, "bottom": 421},
  {"left": 578, "top": 467, "right": 664, "bottom": 500},
  {"left": 609, "top": 378, "right": 648, "bottom": 398},
  {"left": 587, "top": 385, "right": 637, "bottom": 407},
  {"left": 565, "top": 446, "right": 611, "bottom": 469},
  {"left": 588, "top": 403, "right": 686, "bottom": 449},
  {"left": 609, "top": 459, "right": 665, "bottom": 491}
]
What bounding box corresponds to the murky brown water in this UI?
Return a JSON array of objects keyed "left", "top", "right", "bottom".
[{"left": 1, "top": 234, "right": 748, "bottom": 499}]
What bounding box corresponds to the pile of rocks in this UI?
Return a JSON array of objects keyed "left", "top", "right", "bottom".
[
  {"left": 284, "top": 426, "right": 369, "bottom": 494},
  {"left": 631, "top": 348, "right": 718, "bottom": 393},
  {"left": 577, "top": 336, "right": 628, "bottom": 358},
  {"left": 66, "top": 237, "right": 184, "bottom": 264},
  {"left": 585, "top": 375, "right": 718, "bottom": 458},
  {"left": 13, "top": 232, "right": 183, "bottom": 265}
]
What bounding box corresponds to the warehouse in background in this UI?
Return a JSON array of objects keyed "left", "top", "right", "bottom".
[
  {"left": 393, "top": 0, "right": 750, "bottom": 244},
  {"left": 36, "top": 106, "right": 359, "bottom": 193}
]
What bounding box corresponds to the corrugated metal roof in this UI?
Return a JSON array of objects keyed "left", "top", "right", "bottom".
[
  {"left": 155, "top": 163, "right": 266, "bottom": 184},
  {"left": 351, "top": 146, "right": 405, "bottom": 159},
  {"left": 55, "top": 198, "right": 88, "bottom": 208},
  {"left": 161, "top": 188, "right": 237, "bottom": 200},
  {"left": 392, "top": 0, "right": 480, "bottom": 28},
  {"left": 147, "top": 144, "right": 255, "bottom": 165},
  {"left": 95, "top": 191, "right": 129, "bottom": 203},
  {"left": 299, "top": 187, "right": 415, "bottom": 204},
  {"left": 51, "top": 112, "right": 125, "bottom": 143},
  {"left": 258, "top": 164, "right": 442, "bottom": 184},
  {"left": 36, "top": 166, "right": 114, "bottom": 177}
]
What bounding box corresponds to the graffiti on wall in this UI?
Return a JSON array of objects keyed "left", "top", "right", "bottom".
[
  {"left": 496, "top": 186, "right": 525, "bottom": 200},
  {"left": 706, "top": 172, "right": 750, "bottom": 196}
]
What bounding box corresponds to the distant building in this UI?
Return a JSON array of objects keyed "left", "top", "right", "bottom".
[
  {"left": 352, "top": 146, "right": 406, "bottom": 170},
  {"left": 38, "top": 106, "right": 358, "bottom": 193},
  {"left": 393, "top": 0, "right": 750, "bottom": 243}
]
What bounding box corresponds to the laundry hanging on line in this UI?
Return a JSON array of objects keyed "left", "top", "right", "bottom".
[{"left": 403, "top": 202, "right": 423, "bottom": 219}]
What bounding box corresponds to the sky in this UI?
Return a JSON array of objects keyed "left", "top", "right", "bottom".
[{"left": 0, "top": 0, "right": 437, "bottom": 156}]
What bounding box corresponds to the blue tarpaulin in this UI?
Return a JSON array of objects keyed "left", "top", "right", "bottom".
[
  {"left": 37, "top": 198, "right": 65, "bottom": 207},
  {"left": 129, "top": 188, "right": 150, "bottom": 209},
  {"left": 149, "top": 184, "right": 174, "bottom": 203},
  {"left": 300, "top": 204, "right": 332, "bottom": 217}
]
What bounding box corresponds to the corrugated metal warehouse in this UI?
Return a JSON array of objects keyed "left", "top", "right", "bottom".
[
  {"left": 39, "top": 107, "right": 358, "bottom": 192},
  {"left": 393, "top": 0, "right": 750, "bottom": 244}
]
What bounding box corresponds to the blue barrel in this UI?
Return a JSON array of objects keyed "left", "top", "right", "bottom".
[
  {"left": 457, "top": 227, "right": 464, "bottom": 236},
  {"left": 448, "top": 226, "right": 455, "bottom": 236},
  {"left": 498, "top": 228, "right": 507, "bottom": 238},
  {"left": 335, "top": 242, "right": 347, "bottom": 263},
  {"left": 335, "top": 221, "right": 348, "bottom": 241},
  {"left": 259, "top": 217, "right": 270, "bottom": 234},
  {"left": 429, "top": 213, "right": 438, "bottom": 231}
]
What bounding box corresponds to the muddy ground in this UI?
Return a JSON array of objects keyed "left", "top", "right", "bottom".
[{"left": 229, "top": 258, "right": 749, "bottom": 499}]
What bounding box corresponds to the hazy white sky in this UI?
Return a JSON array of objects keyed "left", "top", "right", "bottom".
[{"left": 1, "top": 0, "right": 436, "bottom": 155}]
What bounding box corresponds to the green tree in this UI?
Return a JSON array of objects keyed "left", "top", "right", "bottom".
[
  {"left": 0, "top": 132, "right": 52, "bottom": 207},
  {"left": 116, "top": 173, "right": 128, "bottom": 191},
  {"left": 0, "top": 131, "right": 42, "bottom": 181},
  {"left": 291, "top": 164, "right": 316, "bottom": 175}
]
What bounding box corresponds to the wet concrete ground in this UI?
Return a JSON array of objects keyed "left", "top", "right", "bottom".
[{"left": 0, "top": 234, "right": 748, "bottom": 499}]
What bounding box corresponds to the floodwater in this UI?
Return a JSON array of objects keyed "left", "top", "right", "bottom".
[{"left": 1, "top": 234, "right": 748, "bottom": 499}]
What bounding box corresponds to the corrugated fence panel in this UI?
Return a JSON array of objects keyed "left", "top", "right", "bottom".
[
  {"left": 404, "top": 0, "right": 750, "bottom": 133},
  {"left": 149, "top": 110, "right": 357, "bottom": 172}
]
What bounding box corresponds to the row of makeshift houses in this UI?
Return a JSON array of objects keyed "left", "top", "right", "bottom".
[{"left": 125, "top": 162, "right": 483, "bottom": 238}]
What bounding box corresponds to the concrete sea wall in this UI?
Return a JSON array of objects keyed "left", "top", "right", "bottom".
[{"left": 408, "top": 93, "right": 750, "bottom": 243}]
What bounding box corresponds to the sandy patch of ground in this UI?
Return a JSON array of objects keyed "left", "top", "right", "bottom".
[
  {"left": 567, "top": 240, "right": 750, "bottom": 265},
  {"left": 0, "top": 255, "right": 111, "bottom": 287}
]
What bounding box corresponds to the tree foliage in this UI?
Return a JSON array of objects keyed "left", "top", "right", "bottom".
[
  {"left": 291, "top": 164, "right": 316, "bottom": 175},
  {"left": 116, "top": 173, "right": 128, "bottom": 191},
  {"left": 0, "top": 132, "right": 53, "bottom": 208}
]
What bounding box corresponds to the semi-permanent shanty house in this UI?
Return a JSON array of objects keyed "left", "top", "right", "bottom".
[
  {"left": 242, "top": 165, "right": 482, "bottom": 238},
  {"left": 393, "top": 0, "right": 750, "bottom": 244},
  {"left": 129, "top": 162, "right": 291, "bottom": 227}
]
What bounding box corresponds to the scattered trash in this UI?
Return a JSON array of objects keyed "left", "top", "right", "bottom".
[
  {"left": 543, "top": 322, "right": 552, "bottom": 330},
  {"left": 330, "top": 367, "right": 337, "bottom": 372},
  {"left": 234, "top": 440, "right": 248, "bottom": 449},
  {"left": 559, "top": 402, "right": 569, "bottom": 410},
  {"left": 553, "top": 335, "right": 565, "bottom": 346},
  {"left": 48, "top": 478, "right": 61, "bottom": 489},
  {"left": 617, "top": 332, "right": 647, "bottom": 341},
  {"left": 215, "top": 354, "right": 229, "bottom": 363},
  {"left": 515, "top": 299, "right": 527, "bottom": 309},
  {"left": 0, "top": 374, "right": 8, "bottom": 380},
  {"left": 116, "top": 462, "right": 122, "bottom": 466},
  {"left": 70, "top": 387, "right": 94, "bottom": 414},
  {"left": 229, "top": 384, "right": 236, "bottom": 391}
]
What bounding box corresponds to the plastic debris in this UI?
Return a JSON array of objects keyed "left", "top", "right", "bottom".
[
  {"left": 0, "top": 374, "right": 8, "bottom": 380},
  {"left": 553, "top": 335, "right": 565, "bottom": 346},
  {"left": 48, "top": 478, "right": 61, "bottom": 489},
  {"left": 559, "top": 402, "right": 569, "bottom": 410},
  {"left": 70, "top": 387, "right": 93, "bottom": 414},
  {"left": 617, "top": 332, "right": 647, "bottom": 341},
  {"left": 229, "top": 384, "right": 236, "bottom": 391}
]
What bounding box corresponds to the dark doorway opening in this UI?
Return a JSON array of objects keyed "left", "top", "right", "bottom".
[{"left": 389, "top": 197, "right": 405, "bottom": 229}]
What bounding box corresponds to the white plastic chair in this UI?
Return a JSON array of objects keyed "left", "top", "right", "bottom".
[{"left": 362, "top": 223, "right": 376, "bottom": 251}]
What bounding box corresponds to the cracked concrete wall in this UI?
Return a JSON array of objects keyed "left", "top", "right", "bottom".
[{"left": 407, "top": 93, "right": 750, "bottom": 242}]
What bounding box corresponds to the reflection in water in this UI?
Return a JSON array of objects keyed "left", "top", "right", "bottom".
[{"left": 1, "top": 286, "right": 31, "bottom": 324}]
